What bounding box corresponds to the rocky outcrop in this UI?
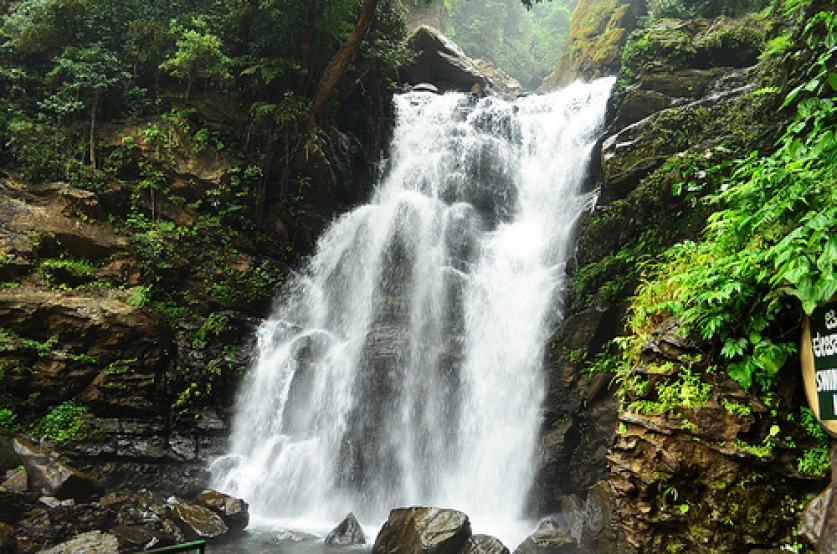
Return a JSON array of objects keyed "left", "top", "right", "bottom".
[
  {"left": 400, "top": 26, "right": 525, "bottom": 97},
  {"left": 372, "top": 507, "right": 473, "bottom": 554},
  {"left": 607, "top": 320, "right": 824, "bottom": 552},
  {"left": 539, "top": 0, "right": 643, "bottom": 91},
  {"left": 600, "top": 17, "right": 769, "bottom": 203}
]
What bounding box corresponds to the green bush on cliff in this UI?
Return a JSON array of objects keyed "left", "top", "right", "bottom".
[
  {"left": 628, "top": 11, "right": 837, "bottom": 391},
  {"left": 36, "top": 400, "right": 89, "bottom": 441}
]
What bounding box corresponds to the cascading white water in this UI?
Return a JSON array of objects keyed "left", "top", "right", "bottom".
[{"left": 211, "top": 77, "right": 614, "bottom": 545}]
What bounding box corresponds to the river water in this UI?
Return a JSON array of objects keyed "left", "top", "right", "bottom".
[{"left": 210, "top": 78, "right": 614, "bottom": 550}]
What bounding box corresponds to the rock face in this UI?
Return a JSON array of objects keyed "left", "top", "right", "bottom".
[
  {"left": 372, "top": 507, "right": 473, "bottom": 554},
  {"left": 607, "top": 321, "right": 824, "bottom": 551},
  {"left": 533, "top": 304, "right": 625, "bottom": 514}
]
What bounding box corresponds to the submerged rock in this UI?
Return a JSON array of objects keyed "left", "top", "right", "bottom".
[
  {"left": 372, "top": 507, "right": 472, "bottom": 554},
  {"left": 326, "top": 512, "right": 366, "bottom": 545}
]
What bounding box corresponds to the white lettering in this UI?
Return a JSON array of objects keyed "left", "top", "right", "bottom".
[
  {"left": 816, "top": 369, "right": 837, "bottom": 392},
  {"left": 813, "top": 332, "right": 837, "bottom": 358},
  {"left": 826, "top": 309, "right": 837, "bottom": 330}
]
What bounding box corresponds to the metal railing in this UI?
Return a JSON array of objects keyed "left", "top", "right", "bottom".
[{"left": 145, "top": 540, "right": 206, "bottom": 554}]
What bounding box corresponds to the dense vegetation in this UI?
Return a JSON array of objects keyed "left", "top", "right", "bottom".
[{"left": 628, "top": 6, "right": 837, "bottom": 393}]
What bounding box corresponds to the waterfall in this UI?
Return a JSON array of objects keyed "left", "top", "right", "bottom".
[{"left": 211, "top": 77, "right": 615, "bottom": 545}]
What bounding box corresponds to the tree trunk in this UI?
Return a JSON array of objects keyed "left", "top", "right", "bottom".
[{"left": 309, "top": 0, "right": 380, "bottom": 121}]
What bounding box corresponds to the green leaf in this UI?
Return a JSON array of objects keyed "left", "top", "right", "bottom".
[
  {"left": 728, "top": 361, "right": 753, "bottom": 390},
  {"left": 829, "top": 72, "right": 837, "bottom": 92}
]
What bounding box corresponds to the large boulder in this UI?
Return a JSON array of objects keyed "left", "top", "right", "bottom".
[
  {"left": 400, "top": 27, "right": 523, "bottom": 97},
  {"left": 401, "top": 26, "right": 490, "bottom": 95},
  {"left": 167, "top": 496, "right": 229, "bottom": 539},
  {"left": 372, "top": 507, "right": 472, "bottom": 554},
  {"left": 13, "top": 438, "right": 102, "bottom": 501},
  {"left": 195, "top": 489, "right": 249, "bottom": 534}
]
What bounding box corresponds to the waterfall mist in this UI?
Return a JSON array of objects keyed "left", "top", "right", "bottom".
[{"left": 211, "top": 77, "right": 614, "bottom": 546}]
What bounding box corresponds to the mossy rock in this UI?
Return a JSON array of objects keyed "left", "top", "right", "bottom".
[{"left": 539, "top": 0, "right": 643, "bottom": 90}]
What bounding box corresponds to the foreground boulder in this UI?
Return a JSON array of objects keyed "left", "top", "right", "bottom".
[
  {"left": 168, "top": 496, "right": 229, "bottom": 539},
  {"left": 195, "top": 489, "right": 249, "bottom": 534},
  {"left": 13, "top": 438, "right": 102, "bottom": 501},
  {"left": 326, "top": 512, "right": 366, "bottom": 545},
  {"left": 373, "top": 507, "right": 472, "bottom": 554}
]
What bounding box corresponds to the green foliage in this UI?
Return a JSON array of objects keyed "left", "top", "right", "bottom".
[
  {"left": 0, "top": 408, "right": 17, "bottom": 432},
  {"left": 36, "top": 400, "right": 89, "bottom": 441},
  {"left": 722, "top": 399, "right": 752, "bottom": 417},
  {"left": 160, "top": 18, "right": 231, "bottom": 100},
  {"left": 628, "top": 367, "right": 711, "bottom": 415},
  {"left": 644, "top": 0, "right": 770, "bottom": 20},
  {"left": 797, "top": 407, "right": 830, "bottom": 477},
  {"left": 39, "top": 257, "right": 96, "bottom": 285},
  {"left": 127, "top": 284, "right": 153, "bottom": 308},
  {"left": 192, "top": 313, "right": 233, "bottom": 349},
  {"left": 19, "top": 335, "right": 56, "bottom": 357},
  {"left": 629, "top": 13, "right": 837, "bottom": 391}
]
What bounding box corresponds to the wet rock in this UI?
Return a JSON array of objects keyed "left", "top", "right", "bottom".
[
  {"left": 195, "top": 489, "right": 249, "bottom": 533},
  {"left": 37, "top": 530, "right": 119, "bottom": 553},
  {"left": 13, "top": 438, "right": 102, "bottom": 501},
  {"left": 372, "top": 507, "right": 472, "bottom": 554},
  {"left": 1, "top": 468, "right": 27, "bottom": 492},
  {"left": 325, "top": 512, "right": 366, "bottom": 545},
  {"left": 168, "top": 496, "right": 229, "bottom": 539},
  {"left": 513, "top": 519, "right": 578, "bottom": 554},
  {"left": 111, "top": 523, "right": 176, "bottom": 551},
  {"left": 464, "top": 534, "right": 509, "bottom": 554},
  {"left": 534, "top": 304, "right": 624, "bottom": 513}
]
